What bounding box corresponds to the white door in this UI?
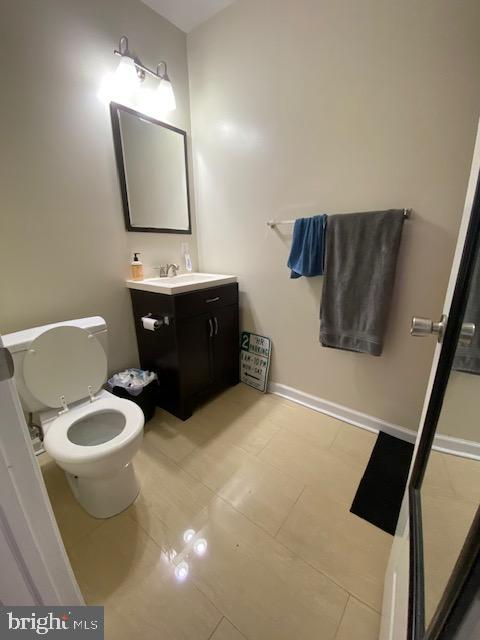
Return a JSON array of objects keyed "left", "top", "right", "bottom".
[
  {"left": 380, "top": 121, "right": 480, "bottom": 640},
  {"left": 0, "top": 337, "right": 83, "bottom": 605}
]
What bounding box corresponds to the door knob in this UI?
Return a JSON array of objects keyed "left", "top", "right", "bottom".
[
  {"left": 410, "top": 315, "right": 447, "bottom": 342},
  {"left": 459, "top": 322, "right": 475, "bottom": 346},
  {"left": 410, "top": 315, "right": 475, "bottom": 345}
]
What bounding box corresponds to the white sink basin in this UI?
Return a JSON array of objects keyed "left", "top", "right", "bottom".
[{"left": 126, "top": 272, "right": 237, "bottom": 295}]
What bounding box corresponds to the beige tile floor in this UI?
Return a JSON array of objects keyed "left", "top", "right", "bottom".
[{"left": 40, "top": 384, "right": 395, "bottom": 640}]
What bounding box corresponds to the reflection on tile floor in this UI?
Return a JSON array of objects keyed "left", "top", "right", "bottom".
[
  {"left": 422, "top": 450, "right": 479, "bottom": 626},
  {"left": 40, "top": 384, "right": 390, "bottom": 640}
]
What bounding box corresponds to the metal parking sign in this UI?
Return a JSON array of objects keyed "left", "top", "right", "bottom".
[{"left": 240, "top": 332, "right": 271, "bottom": 393}]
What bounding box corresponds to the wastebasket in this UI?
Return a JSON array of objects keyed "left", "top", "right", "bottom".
[{"left": 107, "top": 369, "right": 158, "bottom": 423}]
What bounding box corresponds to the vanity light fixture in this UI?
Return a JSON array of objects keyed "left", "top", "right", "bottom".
[
  {"left": 155, "top": 61, "right": 176, "bottom": 112},
  {"left": 109, "top": 35, "right": 176, "bottom": 112}
]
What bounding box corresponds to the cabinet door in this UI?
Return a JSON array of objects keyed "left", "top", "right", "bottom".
[
  {"left": 211, "top": 305, "right": 239, "bottom": 386},
  {"left": 177, "top": 313, "right": 214, "bottom": 397}
]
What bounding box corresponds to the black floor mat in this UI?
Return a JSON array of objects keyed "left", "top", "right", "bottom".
[{"left": 350, "top": 432, "right": 414, "bottom": 535}]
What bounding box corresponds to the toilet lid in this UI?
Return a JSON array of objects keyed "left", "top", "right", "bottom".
[{"left": 23, "top": 326, "right": 107, "bottom": 408}]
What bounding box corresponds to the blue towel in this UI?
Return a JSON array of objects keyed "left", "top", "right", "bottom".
[{"left": 287, "top": 215, "right": 327, "bottom": 279}]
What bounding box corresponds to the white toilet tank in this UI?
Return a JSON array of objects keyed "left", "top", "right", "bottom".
[{"left": 3, "top": 317, "right": 108, "bottom": 414}]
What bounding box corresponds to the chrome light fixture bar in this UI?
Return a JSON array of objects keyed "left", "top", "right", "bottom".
[
  {"left": 109, "top": 35, "right": 176, "bottom": 112},
  {"left": 114, "top": 35, "right": 171, "bottom": 83}
]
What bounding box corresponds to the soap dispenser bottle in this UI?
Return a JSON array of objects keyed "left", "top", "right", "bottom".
[{"left": 131, "top": 253, "right": 144, "bottom": 281}]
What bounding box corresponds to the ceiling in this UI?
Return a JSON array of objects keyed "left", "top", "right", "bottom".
[{"left": 141, "top": 0, "right": 235, "bottom": 33}]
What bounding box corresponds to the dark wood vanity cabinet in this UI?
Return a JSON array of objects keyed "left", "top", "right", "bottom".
[{"left": 129, "top": 283, "right": 239, "bottom": 420}]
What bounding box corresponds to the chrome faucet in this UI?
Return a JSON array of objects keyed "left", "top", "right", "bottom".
[
  {"left": 157, "top": 263, "right": 180, "bottom": 277},
  {"left": 167, "top": 263, "right": 180, "bottom": 277}
]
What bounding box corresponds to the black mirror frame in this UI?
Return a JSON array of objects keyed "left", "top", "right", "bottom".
[
  {"left": 408, "top": 171, "right": 480, "bottom": 640},
  {"left": 110, "top": 102, "right": 192, "bottom": 235}
]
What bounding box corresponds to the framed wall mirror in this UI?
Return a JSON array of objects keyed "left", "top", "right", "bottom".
[
  {"left": 110, "top": 103, "right": 191, "bottom": 234},
  {"left": 408, "top": 174, "right": 480, "bottom": 640}
]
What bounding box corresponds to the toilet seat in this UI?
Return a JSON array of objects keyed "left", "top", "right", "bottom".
[
  {"left": 23, "top": 325, "right": 107, "bottom": 409},
  {"left": 43, "top": 392, "right": 144, "bottom": 466}
]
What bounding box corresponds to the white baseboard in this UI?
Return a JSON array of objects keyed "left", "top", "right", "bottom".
[
  {"left": 432, "top": 433, "right": 480, "bottom": 460},
  {"left": 267, "top": 381, "right": 480, "bottom": 460}
]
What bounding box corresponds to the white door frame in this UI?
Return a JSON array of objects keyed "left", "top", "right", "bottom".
[
  {"left": 0, "top": 337, "right": 83, "bottom": 605},
  {"left": 380, "top": 119, "right": 480, "bottom": 640}
]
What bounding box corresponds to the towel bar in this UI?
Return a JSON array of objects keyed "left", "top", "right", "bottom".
[{"left": 267, "top": 208, "right": 411, "bottom": 228}]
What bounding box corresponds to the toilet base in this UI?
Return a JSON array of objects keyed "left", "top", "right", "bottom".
[{"left": 65, "top": 462, "right": 140, "bottom": 519}]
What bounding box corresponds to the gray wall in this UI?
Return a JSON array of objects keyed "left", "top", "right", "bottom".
[
  {"left": 188, "top": 0, "right": 480, "bottom": 430},
  {"left": 0, "top": 0, "right": 197, "bottom": 373}
]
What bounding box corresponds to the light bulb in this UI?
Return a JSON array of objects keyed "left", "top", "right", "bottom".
[
  {"left": 114, "top": 56, "right": 140, "bottom": 90},
  {"left": 193, "top": 539, "right": 208, "bottom": 556},
  {"left": 174, "top": 561, "right": 189, "bottom": 581},
  {"left": 98, "top": 57, "right": 140, "bottom": 107},
  {"left": 183, "top": 529, "right": 195, "bottom": 543},
  {"left": 157, "top": 78, "right": 176, "bottom": 112}
]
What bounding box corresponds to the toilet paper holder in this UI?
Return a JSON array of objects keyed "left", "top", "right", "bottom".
[{"left": 141, "top": 313, "right": 170, "bottom": 330}]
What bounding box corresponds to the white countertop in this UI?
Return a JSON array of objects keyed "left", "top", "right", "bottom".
[{"left": 126, "top": 272, "right": 237, "bottom": 295}]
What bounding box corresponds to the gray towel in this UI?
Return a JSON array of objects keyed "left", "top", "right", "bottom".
[
  {"left": 320, "top": 210, "right": 405, "bottom": 356},
  {"left": 453, "top": 246, "right": 480, "bottom": 374}
]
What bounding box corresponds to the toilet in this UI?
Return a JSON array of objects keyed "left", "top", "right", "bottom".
[{"left": 4, "top": 317, "right": 144, "bottom": 519}]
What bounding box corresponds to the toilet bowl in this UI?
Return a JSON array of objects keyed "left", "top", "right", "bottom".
[
  {"left": 4, "top": 317, "right": 145, "bottom": 519},
  {"left": 40, "top": 390, "right": 144, "bottom": 518}
]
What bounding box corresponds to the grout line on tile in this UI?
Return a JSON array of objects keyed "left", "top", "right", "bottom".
[
  {"left": 179, "top": 432, "right": 309, "bottom": 496},
  {"left": 348, "top": 595, "right": 380, "bottom": 615},
  {"left": 206, "top": 615, "right": 224, "bottom": 640},
  {"left": 64, "top": 519, "right": 106, "bottom": 557},
  {"left": 327, "top": 426, "right": 343, "bottom": 451},
  {"left": 268, "top": 478, "right": 386, "bottom": 611},
  {"left": 176, "top": 445, "right": 308, "bottom": 539},
  {"left": 272, "top": 524, "right": 383, "bottom": 613},
  {"left": 273, "top": 484, "right": 306, "bottom": 538},
  {"left": 239, "top": 514, "right": 365, "bottom": 605},
  {"left": 207, "top": 493, "right": 360, "bottom": 607},
  {"left": 333, "top": 594, "right": 351, "bottom": 640},
  {"left": 56, "top": 511, "right": 107, "bottom": 556},
  {"left": 298, "top": 551, "right": 383, "bottom": 614},
  {"left": 252, "top": 421, "right": 286, "bottom": 458},
  {"left": 224, "top": 616, "right": 250, "bottom": 640},
  {"left": 211, "top": 491, "right": 286, "bottom": 538},
  {"left": 124, "top": 509, "right": 165, "bottom": 551},
  {"left": 255, "top": 442, "right": 318, "bottom": 485},
  {"left": 144, "top": 432, "right": 200, "bottom": 466}
]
